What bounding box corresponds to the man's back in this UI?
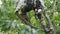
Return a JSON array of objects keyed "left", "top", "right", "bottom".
[
  {"left": 16, "top": 0, "right": 36, "bottom": 10},
  {"left": 16, "top": 0, "right": 44, "bottom": 11}
]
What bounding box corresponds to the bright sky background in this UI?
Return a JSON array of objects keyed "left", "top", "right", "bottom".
[{"left": 0, "top": 0, "right": 2, "bottom": 7}]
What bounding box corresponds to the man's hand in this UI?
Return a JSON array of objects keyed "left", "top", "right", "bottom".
[{"left": 34, "top": 8, "right": 42, "bottom": 14}]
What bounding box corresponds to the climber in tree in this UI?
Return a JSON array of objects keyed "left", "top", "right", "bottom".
[{"left": 15, "top": 0, "right": 44, "bottom": 29}]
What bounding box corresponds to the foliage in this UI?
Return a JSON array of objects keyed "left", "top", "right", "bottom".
[{"left": 0, "top": 0, "right": 60, "bottom": 34}]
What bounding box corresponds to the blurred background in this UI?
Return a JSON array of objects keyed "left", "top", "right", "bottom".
[{"left": 0, "top": 0, "right": 60, "bottom": 34}]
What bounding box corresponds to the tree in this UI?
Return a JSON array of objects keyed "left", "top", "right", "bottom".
[{"left": 0, "top": 0, "right": 60, "bottom": 34}]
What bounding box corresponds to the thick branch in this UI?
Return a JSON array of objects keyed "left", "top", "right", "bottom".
[
  {"left": 15, "top": 11, "right": 39, "bottom": 29},
  {"left": 39, "top": 0, "right": 55, "bottom": 34}
]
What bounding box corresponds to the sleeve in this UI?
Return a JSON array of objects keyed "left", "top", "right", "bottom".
[{"left": 15, "top": 0, "right": 26, "bottom": 11}]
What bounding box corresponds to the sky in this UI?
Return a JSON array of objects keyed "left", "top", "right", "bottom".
[{"left": 0, "top": 0, "right": 2, "bottom": 7}]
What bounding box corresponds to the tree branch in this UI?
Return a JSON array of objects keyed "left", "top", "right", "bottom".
[{"left": 15, "top": 11, "right": 39, "bottom": 29}]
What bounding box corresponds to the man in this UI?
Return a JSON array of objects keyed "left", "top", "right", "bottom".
[{"left": 15, "top": 0, "right": 44, "bottom": 29}]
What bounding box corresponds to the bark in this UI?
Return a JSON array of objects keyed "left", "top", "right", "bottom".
[
  {"left": 15, "top": 11, "right": 39, "bottom": 29},
  {"left": 37, "top": 10, "right": 54, "bottom": 34},
  {"left": 38, "top": 0, "right": 55, "bottom": 34}
]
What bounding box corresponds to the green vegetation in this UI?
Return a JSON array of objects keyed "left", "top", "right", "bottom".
[{"left": 0, "top": 0, "right": 60, "bottom": 34}]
